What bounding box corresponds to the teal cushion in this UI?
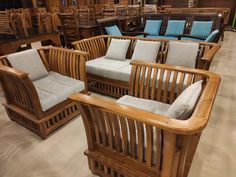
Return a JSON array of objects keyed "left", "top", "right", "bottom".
[
  {"left": 105, "top": 25, "right": 123, "bottom": 36},
  {"left": 165, "top": 20, "right": 186, "bottom": 36},
  {"left": 144, "top": 20, "right": 162, "bottom": 36},
  {"left": 205, "top": 29, "right": 219, "bottom": 42},
  {"left": 148, "top": 36, "right": 177, "bottom": 40},
  {"left": 190, "top": 21, "right": 213, "bottom": 38}
]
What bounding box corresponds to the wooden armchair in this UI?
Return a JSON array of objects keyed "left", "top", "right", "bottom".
[
  {"left": 97, "top": 17, "right": 148, "bottom": 37},
  {"left": 70, "top": 61, "right": 220, "bottom": 177},
  {"left": 0, "top": 46, "right": 88, "bottom": 139}
]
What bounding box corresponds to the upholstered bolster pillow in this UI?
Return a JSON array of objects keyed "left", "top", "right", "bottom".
[
  {"left": 105, "top": 39, "right": 131, "bottom": 61},
  {"left": 131, "top": 40, "right": 161, "bottom": 63},
  {"left": 165, "top": 80, "right": 203, "bottom": 120}
]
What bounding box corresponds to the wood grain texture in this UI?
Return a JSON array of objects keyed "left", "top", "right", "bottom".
[
  {"left": 0, "top": 46, "right": 88, "bottom": 139},
  {"left": 70, "top": 61, "right": 221, "bottom": 177},
  {"left": 72, "top": 35, "right": 221, "bottom": 98}
]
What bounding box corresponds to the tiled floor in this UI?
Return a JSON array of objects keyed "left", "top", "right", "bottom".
[{"left": 0, "top": 32, "right": 236, "bottom": 177}]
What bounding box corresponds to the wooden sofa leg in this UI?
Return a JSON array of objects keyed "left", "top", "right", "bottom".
[{"left": 87, "top": 157, "right": 97, "bottom": 175}]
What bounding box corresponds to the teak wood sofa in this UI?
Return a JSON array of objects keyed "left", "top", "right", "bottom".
[
  {"left": 70, "top": 60, "right": 221, "bottom": 177},
  {"left": 0, "top": 46, "right": 88, "bottom": 139},
  {"left": 72, "top": 35, "right": 220, "bottom": 98}
]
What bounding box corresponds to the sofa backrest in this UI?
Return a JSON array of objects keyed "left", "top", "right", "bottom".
[
  {"left": 72, "top": 35, "right": 221, "bottom": 70},
  {"left": 143, "top": 13, "right": 223, "bottom": 41}
]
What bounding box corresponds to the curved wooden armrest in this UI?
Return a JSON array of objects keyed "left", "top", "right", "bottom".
[
  {"left": 176, "top": 34, "right": 206, "bottom": 41},
  {"left": 39, "top": 46, "right": 89, "bottom": 56},
  {"left": 70, "top": 77, "right": 219, "bottom": 135},
  {"left": 0, "top": 65, "right": 28, "bottom": 78},
  {"left": 201, "top": 43, "right": 221, "bottom": 62}
]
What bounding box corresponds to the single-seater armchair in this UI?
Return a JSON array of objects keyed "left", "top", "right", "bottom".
[
  {"left": 70, "top": 60, "right": 220, "bottom": 177},
  {"left": 0, "top": 46, "right": 88, "bottom": 139},
  {"left": 97, "top": 17, "right": 148, "bottom": 37}
]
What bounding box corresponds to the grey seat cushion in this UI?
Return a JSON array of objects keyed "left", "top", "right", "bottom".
[
  {"left": 86, "top": 57, "right": 131, "bottom": 82},
  {"left": 117, "top": 95, "right": 170, "bottom": 115},
  {"left": 7, "top": 49, "right": 48, "bottom": 81},
  {"left": 34, "top": 72, "right": 85, "bottom": 111}
]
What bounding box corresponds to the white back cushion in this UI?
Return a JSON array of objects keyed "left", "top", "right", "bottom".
[
  {"left": 131, "top": 40, "right": 161, "bottom": 63},
  {"left": 166, "top": 41, "right": 199, "bottom": 68},
  {"left": 165, "top": 80, "right": 203, "bottom": 120},
  {"left": 7, "top": 49, "right": 48, "bottom": 81},
  {"left": 105, "top": 39, "right": 131, "bottom": 61}
]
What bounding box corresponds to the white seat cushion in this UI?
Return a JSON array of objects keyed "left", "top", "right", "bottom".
[
  {"left": 7, "top": 49, "right": 48, "bottom": 81},
  {"left": 166, "top": 80, "right": 203, "bottom": 120},
  {"left": 86, "top": 57, "right": 131, "bottom": 82},
  {"left": 105, "top": 39, "right": 131, "bottom": 61},
  {"left": 34, "top": 72, "right": 85, "bottom": 111},
  {"left": 117, "top": 95, "right": 170, "bottom": 115},
  {"left": 166, "top": 41, "right": 199, "bottom": 68},
  {"left": 131, "top": 40, "right": 161, "bottom": 63}
]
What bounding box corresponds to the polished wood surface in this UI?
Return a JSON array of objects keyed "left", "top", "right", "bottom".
[
  {"left": 70, "top": 60, "right": 221, "bottom": 177},
  {"left": 0, "top": 32, "right": 61, "bottom": 55},
  {"left": 73, "top": 35, "right": 220, "bottom": 98},
  {"left": 0, "top": 46, "right": 88, "bottom": 139}
]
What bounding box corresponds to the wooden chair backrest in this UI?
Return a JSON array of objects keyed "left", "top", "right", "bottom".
[
  {"left": 37, "top": 13, "right": 55, "bottom": 34},
  {"left": 10, "top": 12, "right": 29, "bottom": 38},
  {"left": 59, "top": 13, "right": 80, "bottom": 47},
  {"left": 0, "top": 10, "right": 13, "bottom": 34},
  {"left": 77, "top": 6, "right": 95, "bottom": 26}
]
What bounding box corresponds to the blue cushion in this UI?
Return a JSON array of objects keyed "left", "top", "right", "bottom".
[
  {"left": 205, "top": 29, "right": 219, "bottom": 42},
  {"left": 144, "top": 20, "right": 162, "bottom": 36},
  {"left": 165, "top": 20, "right": 186, "bottom": 36},
  {"left": 147, "top": 35, "right": 177, "bottom": 40},
  {"left": 190, "top": 21, "right": 213, "bottom": 38},
  {"left": 105, "top": 25, "right": 123, "bottom": 36}
]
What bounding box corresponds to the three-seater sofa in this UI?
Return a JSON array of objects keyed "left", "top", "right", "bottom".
[{"left": 72, "top": 35, "right": 220, "bottom": 98}]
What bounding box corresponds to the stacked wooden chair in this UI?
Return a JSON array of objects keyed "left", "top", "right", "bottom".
[
  {"left": 0, "top": 46, "right": 88, "bottom": 139},
  {"left": 70, "top": 60, "right": 220, "bottom": 177},
  {"left": 59, "top": 13, "right": 81, "bottom": 47}
]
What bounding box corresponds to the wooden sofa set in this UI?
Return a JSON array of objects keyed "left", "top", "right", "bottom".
[
  {"left": 0, "top": 32, "right": 221, "bottom": 176},
  {"left": 72, "top": 35, "right": 220, "bottom": 98}
]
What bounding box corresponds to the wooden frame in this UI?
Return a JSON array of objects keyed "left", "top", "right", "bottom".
[
  {"left": 70, "top": 60, "right": 221, "bottom": 177},
  {"left": 59, "top": 13, "right": 81, "bottom": 47},
  {"left": 143, "top": 13, "right": 224, "bottom": 42},
  {"left": 72, "top": 35, "right": 221, "bottom": 98},
  {"left": 0, "top": 46, "right": 88, "bottom": 139}
]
